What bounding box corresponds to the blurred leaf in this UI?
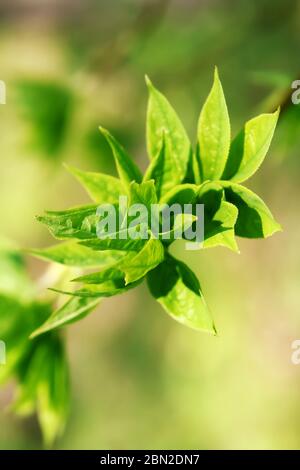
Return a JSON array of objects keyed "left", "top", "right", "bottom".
[
  {"left": 143, "top": 134, "right": 167, "bottom": 199},
  {"left": 147, "top": 255, "right": 216, "bottom": 334},
  {"left": 15, "top": 79, "right": 73, "bottom": 156},
  {"left": 222, "top": 109, "right": 279, "bottom": 182},
  {"left": 13, "top": 334, "right": 69, "bottom": 447},
  {"left": 0, "top": 295, "right": 49, "bottom": 383},
  {"left": 196, "top": 68, "right": 230, "bottom": 181},
  {"left": 123, "top": 238, "right": 164, "bottom": 284},
  {"left": 0, "top": 239, "right": 34, "bottom": 301},
  {"left": 160, "top": 184, "right": 199, "bottom": 206}
]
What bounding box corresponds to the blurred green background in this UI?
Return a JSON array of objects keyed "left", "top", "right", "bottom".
[{"left": 0, "top": 0, "right": 300, "bottom": 449}]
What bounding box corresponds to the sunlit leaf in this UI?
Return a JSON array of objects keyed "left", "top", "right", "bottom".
[
  {"left": 28, "top": 241, "right": 124, "bottom": 267},
  {"left": 147, "top": 255, "right": 216, "bottom": 334},
  {"left": 30, "top": 297, "right": 100, "bottom": 338},
  {"left": 99, "top": 127, "right": 142, "bottom": 189},
  {"left": 146, "top": 76, "right": 191, "bottom": 187},
  {"left": 65, "top": 164, "right": 124, "bottom": 204},
  {"left": 221, "top": 181, "right": 282, "bottom": 238},
  {"left": 13, "top": 334, "right": 69, "bottom": 447},
  {"left": 197, "top": 68, "right": 230, "bottom": 181},
  {"left": 222, "top": 109, "right": 279, "bottom": 182},
  {"left": 37, "top": 205, "right": 98, "bottom": 240}
]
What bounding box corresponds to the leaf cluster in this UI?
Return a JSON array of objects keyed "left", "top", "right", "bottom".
[{"left": 32, "top": 69, "right": 281, "bottom": 337}]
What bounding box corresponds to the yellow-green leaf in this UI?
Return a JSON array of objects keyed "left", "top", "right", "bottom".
[
  {"left": 222, "top": 109, "right": 279, "bottom": 183},
  {"left": 197, "top": 68, "right": 230, "bottom": 181}
]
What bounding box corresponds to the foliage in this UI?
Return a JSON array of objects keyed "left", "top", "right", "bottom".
[
  {"left": 33, "top": 69, "right": 281, "bottom": 339},
  {"left": 0, "top": 239, "right": 70, "bottom": 447}
]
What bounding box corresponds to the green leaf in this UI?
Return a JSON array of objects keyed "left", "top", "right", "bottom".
[
  {"left": 13, "top": 334, "right": 69, "bottom": 447},
  {"left": 123, "top": 238, "right": 165, "bottom": 284},
  {"left": 74, "top": 238, "right": 165, "bottom": 287},
  {"left": 30, "top": 297, "right": 100, "bottom": 338},
  {"left": 68, "top": 253, "right": 143, "bottom": 297},
  {"left": 146, "top": 76, "right": 191, "bottom": 187},
  {"left": 222, "top": 109, "right": 279, "bottom": 182},
  {"left": 160, "top": 184, "right": 199, "bottom": 206},
  {"left": 179, "top": 181, "right": 232, "bottom": 250},
  {"left": 28, "top": 241, "right": 125, "bottom": 267},
  {"left": 204, "top": 201, "right": 239, "bottom": 252},
  {"left": 79, "top": 238, "right": 146, "bottom": 252},
  {"left": 15, "top": 79, "right": 73, "bottom": 157},
  {"left": 221, "top": 181, "right": 282, "bottom": 238},
  {"left": 129, "top": 180, "right": 157, "bottom": 207},
  {"left": 143, "top": 134, "right": 167, "bottom": 199},
  {"left": 99, "top": 127, "right": 142, "bottom": 188},
  {"left": 0, "top": 295, "right": 51, "bottom": 383},
  {"left": 37, "top": 205, "right": 98, "bottom": 240},
  {"left": 72, "top": 264, "right": 127, "bottom": 286},
  {"left": 65, "top": 164, "right": 124, "bottom": 204},
  {"left": 159, "top": 213, "right": 198, "bottom": 241},
  {"left": 0, "top": 238, "right": 35, "bottom": 301},
  {"left": 197, "top": 67, "right": 230, "bottom": 181},
  {"left": 147, "top": 256, "right": 216, "bottom": 334}
]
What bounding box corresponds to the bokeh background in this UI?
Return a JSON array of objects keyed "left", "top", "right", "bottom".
[{"left": 0, "top": 0, "right": 300, "bottom": 449}]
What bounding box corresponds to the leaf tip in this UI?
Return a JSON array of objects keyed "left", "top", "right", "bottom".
[
  {"left": 145, "top": 74, "right": 153, "bottom": 89},
  {"left": 29, "top": 329, "right": 39, "bottom": 340},
  {"left": 214, "top": 65, "right": 219, "bottom": 80},
  {"left": 98, "top": 125, "right": 109, "bottom": 137}
]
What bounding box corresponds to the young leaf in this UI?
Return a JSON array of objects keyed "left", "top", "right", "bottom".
[
  {"left": 73, "top": 265, "right": 126, "bottom": 286},
  {"left": 79, "top": 238, "right": 146, "bottom": 252},
  {"left": 221, "top": 181, "right": 282, "bottom": 238},
  {"left": 52, "top": 277, "right": 143, "bottom": 298},
  {"left": 129, "top": 180, "right": 157, "bottom": 207},
  {"left": 222, "top": 109, "right": 279, "bottom": 182},
  {"left": 13, "top": 334, "right": 69, "bottom": 447},
  {"left": 197, "top": 181, "right": 224, "bottom": 215},
  {"left": 28, "top": 241, "right": 125, "bottom": 267},
  {"left": 197, "top": 67, "right": 230, "bottom": 181},
  {"left": 99, "top": 127, "right": 142, "bottom": 188},
  {"left": 70, "top": 282, "right": 140, "bottom": 298},
  {"left": 143, "top": 134, "right": 167, "bottom": 199},
  {"left": 123, "top": 238, "right": 165, "bottom": 284},
  {"left": 75, "top": 239, "right": 164, "bottom": 287},
  {"left": 147, "top": 256, "right": 216, "bottom": 334},
  {"left": 65, "top": 164, "right": 124, "bottom": 204},
  {"left": 0, "top": 295, "right": 51, "bottom": 383},
  {"left": 160, "top": 184, "right": 199, "bottom": 206},
  {"left": 204, "top": 201, "right": 239, "bottom": 252},
  {"left": 30, "top": 297, "right": 100, "bottom": 338},
  {"left": 146, "top": 76, "right": 191, "bottom": 186},
  {"left": 37, "top": 205, "right": 98, "bottom": 240}
]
